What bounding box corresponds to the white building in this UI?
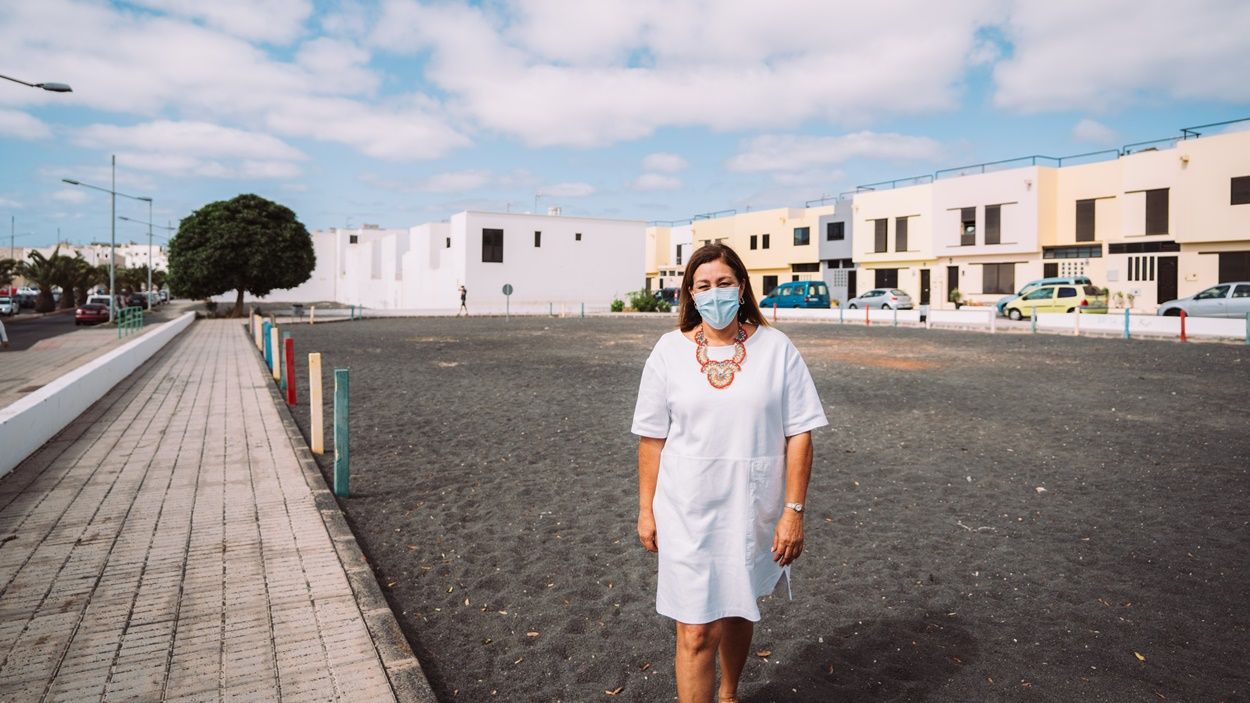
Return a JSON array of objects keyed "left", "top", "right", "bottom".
[{"left": 250, "top": 211, "right": 646, "bottom": 312}]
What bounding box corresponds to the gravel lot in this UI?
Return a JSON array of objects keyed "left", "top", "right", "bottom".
[{"left": 277, "top": 315, "right": 1250, "bottom": 703}]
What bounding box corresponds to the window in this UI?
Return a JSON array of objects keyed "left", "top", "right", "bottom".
[
  {"left": 676, "top": 247, "right": 683, "bottom": 265},
  {"left": 762, "top": 234, "right": 770, "bottom": 249},
  {"left": 826, "top": 221, "right": 845, "bottom": 241},
  {"left": 1145, "top": 188, "right": 1168, "bottom": 235},
  {"left": 985, "top": 204, "right": 1001, "bottom": 245},
  {"left": 575, "top": 232, "right": 582, "bottom": 241},
  {"left": 1057, "top": 286, "right": 1078, "bottom": 299},
  {"left": 750, "top": 234, "right": 758, "bottom": 250},
  {"left": 791, "top": 262, "right": 819, "bottom": 272},
  {"left": 762, "top": 275, "right": 778, "bottom": 295},
  {"left": 1044, "top": 245, "right": 1103, "bottom": 259},
  {"left": 1232, "top": 284, "right": 1250, "bottom": 298},
  {"left": 445, "top": 237, "right": 451, "bottom": 248},
  {"left": 534, "top": 231, "right": 541, "bottom": 247},
  {"left": 874, "top": 268, "right": 898, "bottom": 288},
  {"left": 793, "top": 226, "right": 810, "bottom": 246},
  {"left": 349, "top": 234, "right": 358, "bottom": 244},
  {"left": 1075, "top": 199, "right": 1096, "bottom": 242},
  {"left": 1195, "top": 285, "right": 1229, "bottom": 300},
  {"left": 1232, "top": 176, "right": 1250, "bottom": 205},
  {"left": 1108, "top": 241, "right": 1179, "bottom": 254},
  {"left": 960, "top": 207, "right": 976, "bottom": 245},
  {"left": 824, "top": 258, "right": 853, "bottom": 269},
  {"left": 981, "top": 263, "right": 1015, "bottom": 295},
  {"left": 481, "top": 228, "right": 503, "bottom": 263},
  {"left": 1129, "top": 255, "right": 1157, "bottom": 282},
  {"left": 895, "top": 217, "right": 909, "bottom": 251},
  {"left": 873, "top": 219, "right": 887, "bottom": 253},
  {"left": 1022, "top": 288, "right": 1053, "bottom": 301}
]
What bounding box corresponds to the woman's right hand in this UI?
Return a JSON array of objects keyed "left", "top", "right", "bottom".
[{"left": 637, "top": 509, "right": 658, "bottom": 553}]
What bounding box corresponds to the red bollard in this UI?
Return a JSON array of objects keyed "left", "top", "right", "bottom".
[
  {"left": 285, "top": 337, "right": 297, "bottom": 405},
  {"left": 772, "top": 302, "right": 777, "bottom": 323},
  {"left": 865, "top": 304, "right": 871, "bottom": 326},
  {"left": 1179, "top": 309, "right": 1187, "bottom": 343}
]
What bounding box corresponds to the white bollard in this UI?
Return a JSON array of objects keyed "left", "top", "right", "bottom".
[
  {"left": 989, "top": 309, "right": 996, "bottom": 334},
  {"left": 310, "top": 304, "right": 316, "bottom": 325},
  {"left": 309, "top": 352, "right": 324, "bottom": 455},
  {"left": 271, "top": 326, "right": 281, "bottom": 381},
  {"left": 1074, "top": 307, "right": 1081, "bottom": 336}
]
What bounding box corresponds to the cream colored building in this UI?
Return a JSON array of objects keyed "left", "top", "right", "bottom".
[
  {"left": 686, "top": 206, "right": 834, "bottom": 300},
  {"left": 849, "top": 123, "right": 1250, "bottom": 310},
  {"left": 644, "top": 223, "right": 693, "bottom": 293}
]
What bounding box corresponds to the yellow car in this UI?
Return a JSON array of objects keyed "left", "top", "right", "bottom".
[{"left": 1004, "top": 284, "right": 1108, "bottom": 320}]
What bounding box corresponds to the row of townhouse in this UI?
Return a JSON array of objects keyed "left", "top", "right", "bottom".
[{"left": 646, "top": 124, "right": 1250, "bottom": 312}]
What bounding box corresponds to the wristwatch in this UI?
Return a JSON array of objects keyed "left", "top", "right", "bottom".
[{"left": 784, "top": 502, "right": 804, "bottom": 514}]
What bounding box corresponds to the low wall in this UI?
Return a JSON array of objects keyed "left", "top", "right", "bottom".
[
  {"left": 927, "top": 308, "right": 997, "bottom": 329},
  {"left": 1036, "top": 311, "right": 1247, "bottom": 340},
  {"left": 0, "top": 312, "right": 196, "bottom": 478}
]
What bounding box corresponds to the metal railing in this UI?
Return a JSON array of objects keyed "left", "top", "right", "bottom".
[
  {"left": 935, "top": 155, "right": 1061, "bottom": 179},
  {"left": 692, "top": 209, "right": 737, "bottom": 221},
  {"left": 117, "top": 306, "right": 144, "bottom": 338},
  {"left": 1180, "top": 116, "right": 1250, "bottom": 139},
  {"left": 1120, "top": 136, "right": 1182, "bottom": 155},
  {"left": 855, "top": 175, "right": 934, "bottom": 192}
]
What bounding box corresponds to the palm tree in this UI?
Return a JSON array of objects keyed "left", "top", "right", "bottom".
[
  {"left": 73, "top": 262, "right": 107, "bottom": 306},
  {"left": 18, "top": 248, "right": 68, "bottom": 313},
  {"left": 0, "top": 258, "right": 17, "bottom": 291}
]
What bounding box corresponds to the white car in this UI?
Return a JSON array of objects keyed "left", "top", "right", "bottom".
[
  {"left": 1157, "top": 282, "right": 1250, "bottom": 318},
  {"left": 0, "top": 296, "right": 16, "bottom": 316}
]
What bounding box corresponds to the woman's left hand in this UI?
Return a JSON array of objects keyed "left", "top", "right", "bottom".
[{"left": 771, "top": 512, "right": 804, "bottom": 566}]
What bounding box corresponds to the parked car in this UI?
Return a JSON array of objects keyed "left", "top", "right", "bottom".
[
  {"left": 158, "top": 289, "right": 170, "bottom": 302},
  {"left": 86, "top": 294, "right": 120, "bottom": 309},
  {"left": 1004, "top": 284, "right": 1108, "bottom": 319},
  {"left": 75, "top": 303, "right": 110, "bottom": 326},
  {"left": 759, "top": 281, "right": 832, "bottom": 308},
  {"left": 126, "top": 293, "right": 151, "bottom": 310},
  {"left": 653, "top": 287, "right": 679, "bottom": 305},
  {"left": 0, "top": 296, "right": 16, "bottom": 316},
  {"left": 845, "top": 288, "right": 913, "bottom": 310},
  {"left": 1157, "top": 282, "right": 1250, "bottom": 318},
  {"left": 997, "top": 275, "right": 1093, "bottom": 314}
]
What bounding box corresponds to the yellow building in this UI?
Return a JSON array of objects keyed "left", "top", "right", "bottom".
[{"left": 688, "top": 206, "right": 834, "bottom": 299}]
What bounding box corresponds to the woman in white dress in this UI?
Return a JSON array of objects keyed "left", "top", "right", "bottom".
[{"left": 633, "top": 243, "right": 827, "bottom": 702}]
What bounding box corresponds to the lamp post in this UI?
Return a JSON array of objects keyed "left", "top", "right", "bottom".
[
  {"left": 118, "top": 213, "right": 175, "bottom": 297},
  {"left": 62, "top": 156, "right": 149, "bottom": 322},
  {"left": 0, "top": 73, "right": 72, "bottom": 93}
]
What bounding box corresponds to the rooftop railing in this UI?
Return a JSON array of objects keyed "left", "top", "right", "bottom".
[{"left": 854, "top": 175, "right": 933, "bottom": 192}]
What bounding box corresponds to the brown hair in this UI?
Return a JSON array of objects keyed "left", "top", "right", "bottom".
[{"left": 677, "top": 243, "right": 768, "bottom": 332}]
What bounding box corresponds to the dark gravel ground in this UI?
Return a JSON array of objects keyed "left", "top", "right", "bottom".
[{"left": 275, "top": 316, "right": 1250, "bottom": 703}]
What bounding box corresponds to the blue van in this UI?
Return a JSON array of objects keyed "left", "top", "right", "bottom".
[{"left": 759, "top": 280, "right": 832, "bottom": 309}]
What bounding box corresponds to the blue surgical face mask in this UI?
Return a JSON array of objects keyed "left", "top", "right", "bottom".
[{"left": 693, "top": 286, "right": 741, "bottom": 330}]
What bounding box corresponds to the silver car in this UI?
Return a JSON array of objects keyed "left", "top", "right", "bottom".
[
  {"left": 1157, "top": 282, "right": 1250, "bottom": 317},
  {"left": 846, "top": 288, "right": 914, "bottom": 310}
]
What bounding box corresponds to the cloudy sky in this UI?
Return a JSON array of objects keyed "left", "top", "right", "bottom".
[{"left": 2, "top": 0, "right": 1249, "bottom": 246}]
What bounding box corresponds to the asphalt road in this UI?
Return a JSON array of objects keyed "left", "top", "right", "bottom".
[{"left": 1, "top": 303, "right": 186, "bottom": 352}]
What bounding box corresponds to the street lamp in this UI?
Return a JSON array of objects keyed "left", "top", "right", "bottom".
[
  {"left": 61, "top": 155, "right": 149, "bottom": 322},
  {"left": 118, "top": 213, "right": 175, "bottom": 297},
  {"left": 0, "top": 73, "right": 72, "bottom": 93}
]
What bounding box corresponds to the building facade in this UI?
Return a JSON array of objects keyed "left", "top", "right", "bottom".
[{"left": 687, "top": 206, "right": 836, "bottom": 300}]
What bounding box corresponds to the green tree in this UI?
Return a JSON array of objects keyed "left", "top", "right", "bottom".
[
  {"left": 19, "top": 247, "right": 70, "bottom": 312},
  {"left": 168, "top": 194, "right": 314, "bottom": 317},
  {"left": 0, "top": 258, "right": 17, "bottom": 290},
  {"left": 151, "top": 268, "right": 168, "bottom": 292}
]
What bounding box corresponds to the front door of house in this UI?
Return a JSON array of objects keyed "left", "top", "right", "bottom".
[
  {"left": 919, "top": 269, "right": 931, "bottom": 305},
  {"left": 846, "top": 270, "right": 857, "bottom": 299},
  {"left": 1157, "top": 256, "right": 1178, "bottom": 305},
  {"left": 946, "top": 265, "right": 959, "bottom": 303}
]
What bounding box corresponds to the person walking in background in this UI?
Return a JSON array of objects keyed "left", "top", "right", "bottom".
[
  {"left": 632, "top": 243, "right": 827, "bottom": 702},
  {"left": 457, "top": 285, "right": 468, "bottom": 317}
]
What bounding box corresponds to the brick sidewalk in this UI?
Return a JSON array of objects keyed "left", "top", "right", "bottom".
[{"left": 0, "top": 320, "right": 429, "bottom": 702}]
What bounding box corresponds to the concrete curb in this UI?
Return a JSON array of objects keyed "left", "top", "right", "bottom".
[
  {"left": 0, "top": 311, "right": 196, "bottom": 478},
  {"left": 241, "top": 324, "right": 439, "bottom": 703}
]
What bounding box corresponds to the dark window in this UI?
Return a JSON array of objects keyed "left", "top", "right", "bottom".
[
  {"left": 445, "top": 237, "right": 451, "bottom": 248},
  {"left": 1145, "top": 188, "right": 1168, "bottom": 235},
  {"left": 750, "top": 234, "right": 758, "bottom": 250},
  {"left": 895, "top": 217, "right": 908, "bottom": 251},
  {"left": 575, "top": 232, "right": 582, "bottom": 241},
  {"left": 791, "top": 262, "right": 819, "bottom": 272},
  {"left": 762, "top": 234, "right": 770, "bottom": 249},
  {"left": 1232, "top": 176, "right": 1250, "bottom": 205},
  {"left": 960, "top": 207, "right": 976, "bottom": 245},
  {"left": 981, "top": 263, "right": 1015, "bottom": 294},
  {"left": 874, "top": 268, "right": 899, "bottom": 288},
  {"left": 826, "top": 221, "right": 845, "bottom": 241},
  {"left": 762, "top": 275, "right": 778, "bottom": 295},
  {"left": 1075, "top": 199, "right": 1095, "bottom": 242},
  {"left": 791, "top": 275, "right": 800, "bottom": 282},
  {"left": 676, "top": 247, "right": 682, "bottom": 265},
  {"left": 1108, "top": 241, "right": 1180, "bottom": 254},
  {"left": 349, "top": 234, "right": 358, "bottom": 244},
  {"left": 1195, "top": 285, "right": 1230, "bottom": 300},
  {"left": 1057, "top": 286, "right": 1078, "bottom": 299},
  {"left": 534, "top": 231, "right": 541, "bottom": 247},
  {"left": 1219, "top": 251, "right": 1250, "bottom": 282},
  {"left": 985, "top": 204, "right": 1001, "bottom": 245},
  {"left": 1043, "top": 245, "right": 1103, "bottom": 259},
  {"left": 1232, "top": 284, "right": 1250, "bottom": 298},
  {"left": 482, "top": 228, "right": 503, "bottom": 263},
  {"left": 873, "top": 219, "right": 887, "bottom": 253},
  {"left": 793, "top": 227, "right": 810, "bottom": 246}
]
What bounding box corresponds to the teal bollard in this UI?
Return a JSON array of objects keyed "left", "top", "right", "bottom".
[
  {"left": 1124, "top": 308, "right": 1131, "bottom": 339},
  {"left": 1031, "top": 311, "right": 1037, "bottom": 334},
  {"left": 333, "top": 368, "right": 350, "bottom": 497},
  {"left": 581, "top": 302, "right": 585, "bottom": 318},
  {"left": 892, "top": 307, "right": 898, "bottom": 327},
  {"left": 263, "top": 321, "right": 273, "bottom": 368},
  {"left": 280, "top": 332, "right": 291, "bottom": 394},
  {"left": 1245, "top": 312, "right": 1249, "bottom": 346}
]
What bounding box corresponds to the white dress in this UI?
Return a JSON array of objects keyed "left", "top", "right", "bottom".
[{"left": 631, "top": 325, "right": 828, "bottom": 624}]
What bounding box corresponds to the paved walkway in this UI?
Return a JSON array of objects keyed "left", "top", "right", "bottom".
[{"left": 0, "top": 320, "right": 426, "bottom": 702}]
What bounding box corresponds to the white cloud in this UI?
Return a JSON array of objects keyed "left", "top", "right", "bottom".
[
  {"left": 127, "top": 0, "right": 314, "bottom": 45},
  {"left": 1072, "top": 118, "right": 1118, "bottom": 145},
  {"left": 416, "top": 170, "right": 493, "bottom": 193},
  {"left": 52, "top": 189, "right": 91, "bottom": 204},
  {"left": 642, "top": 153, "right": 687, "bottom": 173},
  {"left": 632, "top": 173, "right": 682, "bottom": 191},
  {"left": 540, "top": 182, "right": 596, "bottom": 197},
  {"left": 727, "top": 132, "right": 943, "bottom": 173},
  {"left": 993, "top": 0, "right": 1250, "bottom": 111},
  {"left": 73, "top": 121, "right": 305, "bottom": 161},
  {"left": 0, "top": 196, "right": 24, "bottom": 208},
  {"left": 0, "top": 109, "right": 52, "bottom": 139},
  {"left": 371, "top": 0, "right": 999, "bottom": 147}
]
